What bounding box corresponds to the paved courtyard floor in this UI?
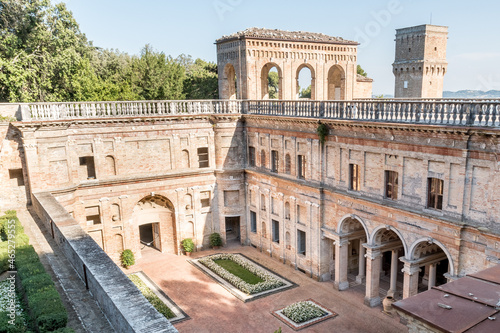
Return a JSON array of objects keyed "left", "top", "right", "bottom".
[{"left": 129, "top": 243, "right": 407, "bottom": 333}]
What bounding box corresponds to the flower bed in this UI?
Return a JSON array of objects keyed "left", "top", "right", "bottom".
[
  {"left": 129, "top": 274, "right": 175, "bottom": 319},
  {"left": 198, "top": 253, "right": 285, "bottom": 295},
  {"left": 281, "top": 301, "right": 326, "bottom": 323}
]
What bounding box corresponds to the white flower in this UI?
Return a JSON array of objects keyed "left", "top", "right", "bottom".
[{"left": 281, "top": 301, "right": 326, "bottom": 323}]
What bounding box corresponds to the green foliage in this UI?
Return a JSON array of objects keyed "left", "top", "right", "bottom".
[
  {"left": 316, "top": 123, "right": 329, "bottom": 144},
  {"left": 299, "top": 85, "right": 311, "bottom": 99},
  {"left": 274, "top": 328, "right": 282, "bottom": 333},
  {"left": 180, "top": 55, "right": 218, "bottom": 99},
  {"left": 0, "top": 312, "right": 27, "bottom": 332},
  {"left": 213, "top": 259, "right": 264, "bottom": 285},
  {"left": 129, "top": 274, "right": 175, "bottom": 319},
  {"left": 268, "top": 71, "right": 279, "bottom": 99},
  {"left": 17, "top": 262, "right": 45, "bottom": 281},
  {"left": 181, "top": 238, "right": 194, "bottom": 253},
  {"left": 120, "top": 249, "right": 135, "bottom": 268},
  {"left": 357, "top": 64, "right": 368, "bottom": 77},
  {"left": 209, "top": 232, "right": 223, "bottom": 247},
  {"left": 22, "top": 274, "right": 55, "bottom": 295}
]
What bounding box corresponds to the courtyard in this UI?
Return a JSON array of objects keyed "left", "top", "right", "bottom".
[{"left": 128, "top": 243, "right": 406, "bottom": 333}]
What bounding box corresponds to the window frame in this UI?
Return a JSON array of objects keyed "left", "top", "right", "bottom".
[
  {"left": 297, "top": 229, "right": 306, "bottom": 255},
  {"left": 349, "top": 163, "right": 360, "bottom": 191},
  {"left": 197, "top": 147, "right": 209, "bottom": 168},
  {"left": 250, "top": 211, "right": 257, "bottom": 233},
  {"left": 272, "top": 220, "right": 280, "bottom": 243},
  {"left": 427, "top": 177, "right": 443, "bottom": 210},
  {"left": 385, "top": 170, "right": 399, "bottom": 200}
]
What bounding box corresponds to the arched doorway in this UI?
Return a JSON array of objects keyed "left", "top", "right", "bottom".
[
  {"left": 222, "top": 63, "right": 237, "bottom": 99},
  {"left": 332, "top": 216, "right": 369, "bottom": 290},
  {"left": 133, "top": 195, "right": 177, "bottom": 254},
  {"left": 327, "top": 65, "right": 345, "bottom": 100},
  {"left": 261, "top": 63, "right": 282, "bottom": 99},
  {"left": 406, "top": 239, "right": 452, "bottom": 297},
  {"left": 296, "top": 64, "right": 315, "bottom": 100},
  {"left": 365, "top": 226, "right": 406, "bottom": 306}
]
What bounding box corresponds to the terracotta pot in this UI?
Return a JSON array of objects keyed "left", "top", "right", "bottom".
[
  {"left": 383, "top": 296, "right": 395, "bottom": 313},
  {"left": 213, "top": 246, "right": 220, "bottom": 250},
  {"left": 186, "top": 252, "right": 192, "bottom": 257}
]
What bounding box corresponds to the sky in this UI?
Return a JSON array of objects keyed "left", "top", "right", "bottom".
[{"left": 61, "top": 0, "right": 500, "bottom": 95}]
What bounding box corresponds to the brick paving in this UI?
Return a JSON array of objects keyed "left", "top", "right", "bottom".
[{"left": 131, "top": 243, "right": 407, "bottom": 333}]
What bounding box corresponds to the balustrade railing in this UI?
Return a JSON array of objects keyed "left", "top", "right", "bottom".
[{"left": 19, "top": 99, "right": 500, "bottom": 127}]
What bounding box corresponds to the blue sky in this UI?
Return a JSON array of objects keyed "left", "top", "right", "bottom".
[{"left": 61, "top": 0, "right": 500, "bottom": 95}]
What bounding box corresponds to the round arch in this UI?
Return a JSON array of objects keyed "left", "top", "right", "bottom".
[
  {"left": 337, "top": 214, "right": 369, "bottom": 238},
  {"left": 222, "top": 63, "right": 237, "bottom": 99},
  {"left": 261, "top": 62, "right": 283, "bottom": 99},
  {"left": 409, "top": 238, "right": 455, "bottom": 276},
  {"left": 133, "top": 194, "right": 177, "bottom": 254},
  {"left": 369, "top": 225, "right": 408, "bottom": 257},
  {"left": 295, "top": 63, "right": 316, "bottom": 100},
  {"left": 327, "top": 65, "right": 345, "bottom": 100}
]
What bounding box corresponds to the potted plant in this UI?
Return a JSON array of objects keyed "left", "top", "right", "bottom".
[
  {"left": 120, "top": 249, "right": 135, "bottom": 269},
  {"left": 209, "top": 232, "right": 223, "bottom": 249},
  {"left": 181, "top": 238, "right": 195, "bottom": 256}
]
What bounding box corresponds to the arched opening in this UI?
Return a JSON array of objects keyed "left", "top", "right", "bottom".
[
  {"left": 105, "top": 155, "right": 116, "bottom": 176},
  {"left": 284, "top": 202, "right": 290, "bottom": 219},
  {"left": 327, "top": 65, "right": 345, "bottom": 100},
  {"left": 114, "top": 234, "right": 124, "bottom": 253},
  {"left": 296, "top": 64, "right": 315, "bottom": 100},
  {"left": 222, "top": 63, "right": 237, "bottom": 99},
  {"left": 410, "top": 240, "right": 452, "bottom": 294},
  {"left": 181, "top": 149, "right": 190, "bottom": 169},
  {"left": 333, "top": 216, "right": 369, "bottom": 289},
  {"left": 184, "top": 193, "right": 193, "bottom": 210},
  {"left": 185, "top": 221, "right": 195, "bottom": 239},
  {"left": 367, "top": 227, "right": 406, "bottom": 303},
  {"left": 111, "top": 203, "right": 121, "bottom": 222},
  {"left": 133, "top": 195, "right": 177, "bottom": 254},
  {"left": 261, "top": 63, "right": 282, "bottom": 99},
  {"left": 285, "top": 231, "right": 291, "bottom": 250}
]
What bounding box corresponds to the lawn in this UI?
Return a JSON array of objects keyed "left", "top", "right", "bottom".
[
  {"left": 213, "top": 259, "right": 264, "bottom": 285},
  {"left": 129, "top": 274, "right": 175, "bottom": 319}
]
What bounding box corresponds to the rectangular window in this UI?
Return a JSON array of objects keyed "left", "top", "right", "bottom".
[
  {"left": 200, "top": 191, "right": 211, "bottom": 208},
  {"left": 271, "top": 150, "right": 279, "bottom": 173},
  {"left": 272, "top": 220, "right": 280, "bottom": 243},
  {"left": 85, "top": 206, "right": 101, "bottom": 225},
  {"left": 80, "top": 156, "right": 96, "bottom": 179},
  {"left": 271, "top": 196, "right": 278, "bottom": 215},
  {"left": 9, "top": 169, "right": 24, "bottom": 186},
  {"left": 248, "top": 146, "right": 256, "bottom": 167},
  {"left": 197, "top": 147, "right": 209, "bottom": 168},
  {"left": 297, "top": 155, "right": 306, "bottom": 179},
  {"left": 427, "top": 178, "right": 443, "bottom": 210},
  {"left": 250, "top": 211, "right": 257, "bottom": 233},
  {"left": 385, "top": 170, "right": 399, "bottom": 200},
  {"left": 349, "top": 164, "right": 360, "bottom": 191},
  {"left": 260, "top": 194, "right": 266, "bottom": 211},
  {"left": 297, "top": 230, "right": 306, "bottom": 255}
]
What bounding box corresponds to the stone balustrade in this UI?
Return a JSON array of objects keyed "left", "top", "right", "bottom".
[{"left": 19, "top": 99, "right": 500, "bottom": 127}]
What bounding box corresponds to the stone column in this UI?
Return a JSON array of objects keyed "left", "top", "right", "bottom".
[
  {"left": 356, "top": 239, "right": 366, "bottom": 284},
  {"left": 364, "top": 247, "right": 382, "bottom": 307},
  {"left": 387, "top": 249, "right": 399, "bottom": 297},
  {"left": 402, "top": 260, "right": 421, "bottom": 299},
  {"left": 428, "top": 263, "right": 437, "bottom": 290},
  {"left": 334, "top": 238, "right": 349, "bottom": 291}
]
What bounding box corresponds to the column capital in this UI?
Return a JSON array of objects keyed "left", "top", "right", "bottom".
[
  {"left": 402, "top": 261, "right": 421, "bottom": 276},
  {"left": 334, "top": 238, "right": 349, "bottom": 247},
  {"left": 364, "top": 247, "right": 382, "bottom": 260}
]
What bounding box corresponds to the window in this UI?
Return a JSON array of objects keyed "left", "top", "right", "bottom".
[
  {"left": 262, "top": 221, "right": 267, "bottom": 238},
  {"left": 427, "top": 178, "right": 443, "bottom": 210},
  {"left": 80, "top": 156, "right": 96, "bottom": 179},
  {"left": 385, "top": 171, "right": 399, "bottom": 200},
  {"left": 272, "top": 220, "right": 279, "bottom": 243},
  {"left": 9, "top": 169, "right": 24, "bottom": 186},
  {"left": 297, "top": 230, "right": 306, "bottom": 255},
  {"left": 285, "top": 231, "right": 291, "bottom": 250},
  {"left": 200, "top": 191, "right": 211, "bottom": 208},
  {"left": 285, "top": 202, "right": 290, "bottom": 219},
  {"left": 197, "top": 147, "right": 209, "bottom": 168},
  {"left": 248, "top": 146, "right": 256, "bottom": 167},
  {"left": 260, "top": 194, "right": 266, "bottom": 211},
  {"left": 261, "top": 150, "right": 266, "bottom": 168},
  {"left": 349, "top": 164, "right": 360, "bottom": 191},
  {"left": 250, "top": 211, "right": 257, "bottom": 233},
  {"left": 404, "top": 81, "right": 408, "bottom": 89},
  {"left": 85, "top": 206, "right": 101, "bottom": 225},
  {"left": 271, "top": 150, "right": 279, "bottom": 172},
  {"left": 297, "top": 155, "right": 306, "bottom": 179},
  {"left": 285, "top": 154, "right": 291, "bottom": 174}
]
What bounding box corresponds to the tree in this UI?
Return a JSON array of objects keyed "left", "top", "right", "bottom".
[
  {"left": 268, "top": 71, "right": 279, "bottom": 99},
  {"left": 357, "top": 65, "right": 368, "bottom": 77},
  {"left": 299, "top": 85, "right": 311, "bottom": 99},
  {"left": 181, "top": 56, "right": 218, "bottom": 99}
]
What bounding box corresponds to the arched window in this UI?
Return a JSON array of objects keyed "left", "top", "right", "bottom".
[
  {"left": 105, "top": 155, "right": 116, "bottom": 176},
  {"left": 184, "top": 193, "right": 193, "bottom": 210},
  {"left": 223, "top": 64, "right": 237, "bottom": 99},
  {"left": 181, "top": 149, "right": 190, "bottom": 169},
  {"left": 285, "top": 154, "right": 291, "bottom": 174},
  {"left": 261, "top": 194, "right": 266, "bottom": 211},
  {"left": 111, "top": 203, "right": 121, "bottom": 222},
  {"left": 261, "top": 63, "right": 282, "bottom": 99},
  {"left": 285, "top": 202, "right": 290, "bottom": 219},
  {"left": 327, "top": 65, "right": 345, "bottom": 100},
  {"left": 285, "top": 231, "right": 291, "bottom": 250},
  {"left": 296, "top": 64, "right": 315, "bottom": 100}
]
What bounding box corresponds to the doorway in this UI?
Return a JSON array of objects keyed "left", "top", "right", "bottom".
[
  {"left": 139, "top": 223, "right": 161, "bottom": 251},
  {"left": 225, "top": 216, "right": 240, "bottom": 243}
]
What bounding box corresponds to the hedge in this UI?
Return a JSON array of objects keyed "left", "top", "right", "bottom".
[{"left": 0, "top": 211, "right": 69, "bottom": 332}]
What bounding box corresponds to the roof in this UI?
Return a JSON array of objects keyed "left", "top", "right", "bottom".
[
  {"left": 393, "top": 265, "right": 500, "bottom": 333},
  {"left": 216, "top": 27, "right": 358, "bottom": 45}
]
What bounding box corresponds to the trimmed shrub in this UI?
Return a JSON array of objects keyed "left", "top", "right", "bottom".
[
  {"left": 0, "top": 242, "right": 9, "bottom": 273},
  {"left": 15, "top": 246, "right": 39, "bottom": 265},
  {"left": 120, "top": 249, "right": 135, "bottom": 268},
  {"left": 17, "top": 262, "right": 46, "bottom": 281},
  {"left": 50, "top": 328, "right": 75, "bottom": 333},
  {"left": 209, "top": 233, "right": 223, "bottom": 247},
  {"left": 23, "top": 274, "right": 55, "bottom": 295},
  {"left": 181, "top": 238, "right": 195, "bottom": 253},
  {"left": 36, "top": 312, "right": 68, "bottom": 333},
  {"left": 28, "top": 289, "right": 65, "bottom": 318},
  {"left": 0, "top": 312, "right": 27, "bottom": 332}
]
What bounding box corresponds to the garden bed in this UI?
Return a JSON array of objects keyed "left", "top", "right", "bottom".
[
  {"left": 272, "top": 299, "right": 337, "bottom": 331},
  {"left": 128, "top": 271, "right": 188, "bottom": 323},
  {"left": 191, "top": 253, "right": 296, "bottom": 302}
]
